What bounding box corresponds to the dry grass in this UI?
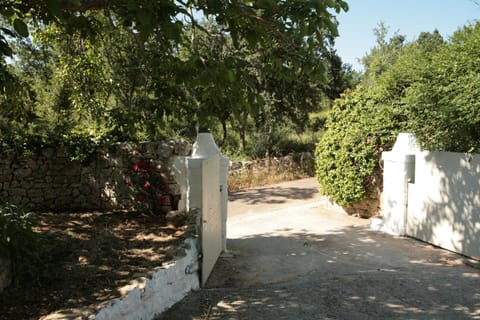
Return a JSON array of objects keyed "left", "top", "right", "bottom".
[{"left": 228, "top": 161, "right": 313, "bottom": 192}]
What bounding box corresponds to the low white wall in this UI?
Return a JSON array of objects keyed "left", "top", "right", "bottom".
[
  {"left": 94, "top": 238, "right": 199, "bottom": 320},
  {"left": 407, "top": 151, "right": 480, "bottom": 260},
  {"left": 381, "top": 133, "right": 480, "bottom": 260}
]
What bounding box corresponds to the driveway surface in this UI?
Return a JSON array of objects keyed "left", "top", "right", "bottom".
[{"left": 158, "top": 178, "right": 480, "bottom": 320}]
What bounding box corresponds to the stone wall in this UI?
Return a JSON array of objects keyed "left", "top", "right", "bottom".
[{"left": 0, "top": 141, "right": 191, "bottom": 212}]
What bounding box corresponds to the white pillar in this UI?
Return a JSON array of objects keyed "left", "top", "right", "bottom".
[
  {"left": 187, "top": 132, "right": 220, "bottom": 216},
  {"left": 192, "top": 133, "right": 219, "bottom": 158},
  {"left": 380, "top": 133, "right": 419, "bottom": 235}
]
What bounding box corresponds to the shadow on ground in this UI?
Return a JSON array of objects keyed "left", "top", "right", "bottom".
[
  {"left": 228, "top": 186, "right": 319, "bottom": 205},
  {"left": 158, "top": 226, "right": 480, "bottom": 320},
  {"left": 0, "top": 211, "right": 189, "bottom": 320}
]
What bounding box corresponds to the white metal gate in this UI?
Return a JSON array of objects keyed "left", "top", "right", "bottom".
[
  {"left": 184, "top": 133, "right": 228, "bottom": 286},
  {"left": 200, "top": 155, "right": 222, "bottom": 286}
]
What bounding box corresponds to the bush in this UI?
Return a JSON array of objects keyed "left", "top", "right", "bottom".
[
  {"left": 315, "top": 23, "right": 480, "bottom": 208},
  {"left": 315, "top": 88, "right": 400, "bottom": 205},
  {"left": 127, "top": 159, "right": 174, "bottom": 215},
  {"left": 0, "top": 203, "right": 39, "bottom": 286}
]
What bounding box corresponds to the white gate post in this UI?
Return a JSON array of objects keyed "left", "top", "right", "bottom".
[
  {"left": 186, "top": 133, "right": 220, "bottom": 212},
  {"left": 380, "top": 133, "right": 419, "bottom": 235}
]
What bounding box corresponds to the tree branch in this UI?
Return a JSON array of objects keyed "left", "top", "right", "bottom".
[{"left": 176, "top": 0, "right": 213, "bottom": 38}]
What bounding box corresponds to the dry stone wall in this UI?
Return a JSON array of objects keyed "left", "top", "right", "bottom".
[{"left": 0, "top": 141, "right": 191, "bottom": 212}]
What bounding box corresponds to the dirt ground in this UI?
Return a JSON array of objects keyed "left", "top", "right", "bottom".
[{"left": 0, "top": 210, "right": 191, "bottom": 320}]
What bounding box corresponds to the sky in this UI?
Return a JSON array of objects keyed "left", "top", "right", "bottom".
[{"left": 334, "top": 0, "right": 480, "bottom": 71}]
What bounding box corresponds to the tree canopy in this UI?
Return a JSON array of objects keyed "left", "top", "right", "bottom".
[{"left": 1, "top": 0, "right": 351, "bottom": 155}]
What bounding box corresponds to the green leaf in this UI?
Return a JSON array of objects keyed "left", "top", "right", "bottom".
[
  {"left": 46, "top": 0, "right": 64, "bottom": 18},
  {"left": 0, "top": 7, "right": 15, "bottom": 18},
  {"left": 13, "top": 18, "right": 29, "bottom": 37},
  {"left": 0, "top": 39, "right": 13, "bottom": 56}
]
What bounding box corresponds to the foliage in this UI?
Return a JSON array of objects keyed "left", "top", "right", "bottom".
[
  {"left": 316, "top": 22, "right": 480, "bottom": 206},
  {"left": 361, "top": 23, "right": 406, "bottom": 84},
  {"left": 127, "top": 159, "right": 172, "bottom": 215},
  {"left": 403, "top": 25, "right": 480, "bottom": 152},
  {"left": 248, "top": 123, "right": 318, "bottom": 158},
  {"left": 0, "top": 1, "right": 356, "bottom": 159},
  {"left": 0, "top": 202, "right": 39, "bottom": 286},
  {"left": 315, "top": 87, "right": 400, "bottom": 205}
]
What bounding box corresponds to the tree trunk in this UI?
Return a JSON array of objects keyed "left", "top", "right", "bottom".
[
  {"left": 220, "top": 120, "right": 227, "bottom": 146},
  {"left": 239, "top": 111, "right": 248, "bottom": 152}
]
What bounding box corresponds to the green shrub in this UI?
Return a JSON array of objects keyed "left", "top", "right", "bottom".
[
  {"left": 316, "top": 23, "right": 480, "bottom": 207},
  {"left": 315, "top": 88, "right": 400, "bottom": 205},
  {"left": 0, "top": 203, "right": 39, "bottom": 285}
]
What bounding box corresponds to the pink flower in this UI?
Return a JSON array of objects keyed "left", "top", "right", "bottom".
[
  {"left": 143, "top": 182, "right": 150, "bottom": 190},
  {"left": 157, "top": 195, "right": 170, "bottom": 205},
  {"left": 133, "top": 164, "right": 139, "bottom": 172}
]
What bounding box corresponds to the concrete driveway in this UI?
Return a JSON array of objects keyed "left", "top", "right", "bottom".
[{"left": 158, "top": 178, "right": 480, "bottom": 320}]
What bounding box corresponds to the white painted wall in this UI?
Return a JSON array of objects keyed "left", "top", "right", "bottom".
[
  {"left": 94, "top": 238, "right": 200, "bottom": 320},
  {"left": 95, "top": 132, "right": 229, "bottom": 318},
  {"left": 174, "top": 133, "right": 229, "bottom": 254},
  {"left": 381, "top": 133, "right": 480, "bottom": 260},
  {"left": 407, "top": 151, "right": 480, "bottom": 259}
]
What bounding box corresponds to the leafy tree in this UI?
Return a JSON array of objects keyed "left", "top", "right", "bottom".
[
  {"left": 1, "top": 0, "right": 349, "bottom": 99},
  {"left": 1, "top": 0, "right": 349, "bottom": 156},
  {"left": 323, "top": 45, "right": 360, "bottom": 101},
  {"left": 316, "top": 22, "right": 480, "bottom": 208},
  {"left": 361, "top": 23, "right": 406, "bottom": 84},
  {"left": 403, "top": 24, "right": 480, "bottom": 152}
]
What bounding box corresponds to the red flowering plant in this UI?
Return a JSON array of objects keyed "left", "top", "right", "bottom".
[{"left": 127, "top": 159, "right": 172, "bottom": 215}]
